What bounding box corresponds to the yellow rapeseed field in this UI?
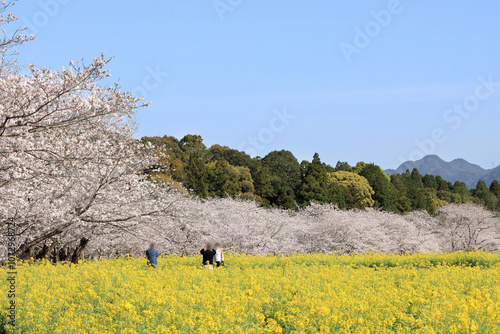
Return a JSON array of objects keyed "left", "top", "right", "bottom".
[{"left": 2, "top": 252, "right": 500, "bottom": 333}]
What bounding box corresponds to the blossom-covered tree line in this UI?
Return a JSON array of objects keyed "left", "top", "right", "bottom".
[
  {"left": 1, "top": 1, "right": 498, "bottom": 262},
  {"left": 83, "top": 199, "right": 500, "bottom": 257}
]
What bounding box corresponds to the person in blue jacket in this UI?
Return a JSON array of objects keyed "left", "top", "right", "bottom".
[{"left": 145, "top": 243, "right": 159, "bottom": 268}]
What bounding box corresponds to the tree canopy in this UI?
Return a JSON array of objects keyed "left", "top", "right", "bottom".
[{"left": 142, "top": 134, "right": 499, "bottom": 214}]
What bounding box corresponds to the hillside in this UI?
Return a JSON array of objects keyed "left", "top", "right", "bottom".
[{"left": 386, "top": 155, "right": 500, "bottom": 188}]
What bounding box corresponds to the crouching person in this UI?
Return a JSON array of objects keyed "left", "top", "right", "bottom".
[{"left": 200, "top": 244, "right": 216, "bottom": 268}]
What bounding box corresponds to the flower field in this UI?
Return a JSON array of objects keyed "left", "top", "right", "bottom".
[{"left": 2, "top": 252, "right": 500, "bottom": 333}]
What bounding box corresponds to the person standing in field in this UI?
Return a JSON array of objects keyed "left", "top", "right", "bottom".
[
  {"left": 200, "top": 243, "right": 216, "bottom": 267},
  {"left": 214, "top": 243, "right": 224, "bottom": 267},
  {"left": 146, "top": 243, "right": 159, "bottom": 268}
]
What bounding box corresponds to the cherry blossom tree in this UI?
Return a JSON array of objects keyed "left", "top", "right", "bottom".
[
  {"left": 0, "top": 0, "right": 186, "bottom": 262},
  {"left": 0, "top": 0, "right": 34, "bottom": 67},
  {"left": 436, "top": 203, "right": 500, "bottom": 252}
]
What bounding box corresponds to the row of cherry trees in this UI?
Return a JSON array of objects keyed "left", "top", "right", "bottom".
[{"left": 89, "top": 198, "right": 500, "bottom": 257}]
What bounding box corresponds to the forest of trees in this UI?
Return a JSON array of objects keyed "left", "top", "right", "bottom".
[{"left": 142, "top": 134, "right": 500, "bottom": 215}]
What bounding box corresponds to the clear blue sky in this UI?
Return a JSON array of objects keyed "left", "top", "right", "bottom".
[{"left": 11, "top": 0, "right": 500, "bottom": 169}]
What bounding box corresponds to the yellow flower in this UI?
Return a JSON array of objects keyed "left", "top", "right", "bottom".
[{"left": 1, "top": 252, "right": 499, "bottom": 333}]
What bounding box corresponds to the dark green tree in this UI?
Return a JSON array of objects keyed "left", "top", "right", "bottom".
[
  {"left": 299, "top": 160, "right": 310, "bottom": 178},
  {"left": 358, "top": 163, "right": 396, "bottom": 211},
  {"left": 437, "top": 179, "right": 449, "bottom": 192},
  {"left": 179, "top": 134, "right": 207, "bottom": 157},
  {"left": 423, "top": 174, "right": 438, "bottom": 189},
  {"left": 184, "top": 154, "right": 209, "bottom": 197},
  {"left": 273, "top": 184, "right": 296, "bottom": 210},
  {"left": 472, "top": 180, "right": 497, "bottom": 210},
  {"left": 298, "top": 153, "right": 334, "bottom": 206},
  {"left": 207, "top": 159, "right": 241, "bottom": 197},
  {"left": 253, "top": 164, "right": 274, "bottom": 206},
  {"left": 400, "top": 169, "right": 426, "bottom": 210},
  {"left": 262, "top": 150, "right": 301, "bottom": 190},
  {"left": 390, "top": 174, "right": 412, "bottom": 213},
  {"left": 473, "top": 180, "right": 490, "bottom": 200},
  {"left": 447, "top": 182, "right": 454, "bottom": 191},
  {"left": 324, "top": 164, "right": 336, "bottom": 173},
  {"left": 261, "top": 150, "right": 302, "bottom": 207},
  {"left": 335, "top": 161, "right": 352, "bottom": 172},
  {"left": 411, "top": 168, "right": 424, "bottom": 189},
  {"left": 490, "top": 180, "right": 500, "bottom": 198},
  {"left": 212, "top": 146, "right": 256, "bottom": 171},
  {"left": 452, "top": 181, "right": 470, "bottom": 196}
]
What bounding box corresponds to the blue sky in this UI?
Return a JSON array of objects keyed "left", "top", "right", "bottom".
[{"left": 11, "top": 0, "right": 500, "bottom": 169}]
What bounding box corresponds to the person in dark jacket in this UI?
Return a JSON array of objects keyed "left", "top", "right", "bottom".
[
  {"left": 200, "top": 243, "right": 216, "bottom": 266},
  {"left": 146, "top": 243, "right": 159, "bottom": 268}
]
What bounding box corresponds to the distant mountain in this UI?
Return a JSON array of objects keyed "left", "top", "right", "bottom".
[
  {"left": 483, "top": 165, "right": 500, "bottom": 186},
  {"left": 385, "top": 155, "right": 500, "bottom": 188}
]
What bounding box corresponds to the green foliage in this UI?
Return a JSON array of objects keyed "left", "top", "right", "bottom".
[
  {"left": 298, "top": 153, "right": 336, "bottom": 206},
  {"left": 453, "top": 181, "right": 470, "bottom": 196},
  {"left": 141, "top": 135, "right": 183, "bottom": 161},
  {"left": 185, "top": 154, "right": 209, "bottom": 197},
  {"left": 179, "top": 134, "right": 206, "bottom": 155},
  {"left": 437, "top": 178, "right": 450, "bottom": 192},
  {"left": 207, "top": 159, "right": 255, "bottom": 198},
  {"left": 400, "top": 169, "right": 425, "bottom": 210},
  {"left": 141, "top": 134, "right": 499, "bottom": 214},
  {"left": 358, "top": 163, "right": 396, "bottom": 211},
  {"left": 262, "top": 150, "right": 302, "bottom": 192},
  {"left": 260, "top": 150, "right": 302, "bottom": 209},
  {"left": 423, "top": 174, "right": 438, "bottom": 190},
  {"left": 490, "top": 180, "right": 500, "bottom": 198},
  {"left": 390, "top": 175, "right": 412, "bottom": 213},
  {"left": 208, "top": 145, "right": 256, "bottom": 171},
  {"left": 329, "top": 171, "right": 375, "bottom": 208},
  {"left": 335, "top": 161, "right": 352, "bottom": 172},
  {"left": 253, "top": 164, "right": 274, "bottom": 206},
  {"left": 473, "top": 180, "right": 498, "bottom": 211}
]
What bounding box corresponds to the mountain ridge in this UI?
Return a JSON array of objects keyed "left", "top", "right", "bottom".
[{"left": 385, "top": 155, "right": 500, "bottom": 188}]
